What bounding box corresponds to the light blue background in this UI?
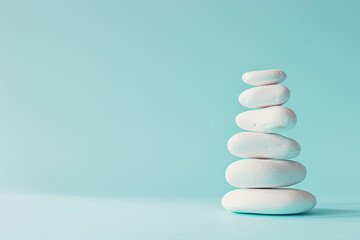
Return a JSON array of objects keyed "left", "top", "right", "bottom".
[
  {"left": 0, "top": 0, "right": 359, "bottom": 199},
  {"left": 0, "top": 1, "right": 359, "bottom": 238}
]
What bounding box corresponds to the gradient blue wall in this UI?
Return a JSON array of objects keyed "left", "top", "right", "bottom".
[{"left": 0, "top": 0, "right": 359, "bottom": 199}]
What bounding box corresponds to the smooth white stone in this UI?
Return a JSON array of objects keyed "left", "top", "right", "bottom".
[
  {"left": 222, "top": 188, "right": 316, "bottom": 214},
  {"left": 227, "top": 132, "right": 301, "bottom": 159},
  {"left": 242, "top": 70, "right": 286, "bottom": 86},
  {"left": 239, "top": 85, "right": 290, "bottom": 108},
  {"left": 235, "top": 106, "right": 297, "bottom": 133},
  {"left": 225, "top": 159, "right": 306, "bottom": 188}
]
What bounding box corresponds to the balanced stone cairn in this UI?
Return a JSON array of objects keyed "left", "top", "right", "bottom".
[{"left": 222, "top": 70, "right": 316, "bottom": 215}]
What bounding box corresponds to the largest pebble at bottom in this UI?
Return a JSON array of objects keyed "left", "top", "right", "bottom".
[{"left": 222, "top": 188, "right": 316, "bottom": 215}]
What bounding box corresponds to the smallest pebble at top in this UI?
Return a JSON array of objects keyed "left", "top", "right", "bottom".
[{"left": 242, "top": 70, "right": 286, "bottom": 86}]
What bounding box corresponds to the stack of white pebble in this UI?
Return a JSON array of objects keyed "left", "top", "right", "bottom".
[{"left": 222, "top": 70, "right": 316, "bottom": 215}]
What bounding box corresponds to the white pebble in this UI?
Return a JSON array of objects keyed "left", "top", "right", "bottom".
[
  {"left": 235, "top": 106, "right": 297, "bottom": 133},
  {"left": 227, "top": 132, "right": 301, "bottom": 159},
  {"left": 225, "top": 159, "right": 306, "bottom": 188},
  {"left": 222, "top": 188, "right": 316, "bottom": 214},
  {"left": 239, "top": 85, "right": 290, "bottom": 108},
  {"left": 242, "top": 70, "right": 286, "bottom": 86}
]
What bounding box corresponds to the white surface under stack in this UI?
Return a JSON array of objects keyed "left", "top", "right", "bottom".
[{"left": 222, "top": 70, "right": 316, "bottom": 215}]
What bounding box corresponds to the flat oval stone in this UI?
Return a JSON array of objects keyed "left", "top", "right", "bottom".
[
  {"left": 242, "top": 70, "right": 286, "bottom": 86},
  {"left": 222, "top": 188, "right": 316, "bottom": 214},
  {"left": 227, "top": 132, "right": 301, "bottom": 159},
  {"left": 239, "top": 85, "right": 290, "bottom": 108},
  {"left": 225, "top": 159, "right": 306, "bottom": 188},
  {"left": 235, "top": 106, "right": 297, "bottom": 133}
]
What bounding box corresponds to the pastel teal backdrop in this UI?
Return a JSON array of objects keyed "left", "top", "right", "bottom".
[{"left": 0, "top": 0, "right": 359, "bottom": 201}]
